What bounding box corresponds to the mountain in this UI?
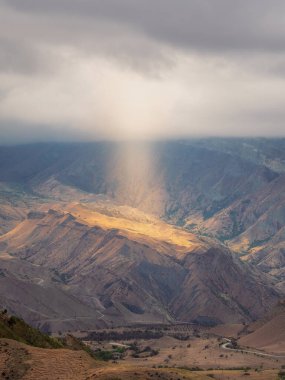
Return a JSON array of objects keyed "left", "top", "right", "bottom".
[
  {"left": 0, "top": 249, "right": 101, "bottom": 333},
  {"left": 0, "top": 202, "right": 279, "bottom": 332},
  {"left": 0, "top": 141, "right": 277, "bottom": 219},
  {"left": 0, "top": 139, "right": 284, "bottom": 331},
  {"left": 0, "top": 182, "right": 38, "bottom": 235},
  {"left": 183, "top": 152, "right": 285, "bottom": 292},
  {"left": 191, "top": 138, "right": 285, "bottom": 173}
]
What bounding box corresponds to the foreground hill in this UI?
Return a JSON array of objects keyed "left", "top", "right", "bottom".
[
  {"left": 0, "top": 203, "right": 280, "bottom": 332},
  {"left": 0, "top": 310, "right": 63, "bottom": 348},
  {"left": 6, "top": 336, "right": 278, "bottom": 380},
  {"left": 1, "top": 336, "right": 281, "bottom": 380}
]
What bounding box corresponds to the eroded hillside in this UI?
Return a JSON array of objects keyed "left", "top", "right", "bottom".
[
  {"left": 0, "top": 200, "right": 280, "bottom": 332},
  {"left": 0, "top": 140, "right": 284, "bottom": 332}
]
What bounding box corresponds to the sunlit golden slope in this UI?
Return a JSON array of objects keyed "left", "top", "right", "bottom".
[{"left": 64, "top": 202, "right": 203, "bottom": 253}]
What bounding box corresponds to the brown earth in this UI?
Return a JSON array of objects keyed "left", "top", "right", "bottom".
[
  {"left": 239, "top": 301, "right": 285, "bottom": 354},
  {"left": 120, "top": 335, "right": 285, "bottom": 370},
  {"left": 0, "top": 338, "right": 283, "bottom": 380}
]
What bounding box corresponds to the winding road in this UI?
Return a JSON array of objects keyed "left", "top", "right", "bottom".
[{"left": 221, "top": 338, "right": 285, "bottom": 358}]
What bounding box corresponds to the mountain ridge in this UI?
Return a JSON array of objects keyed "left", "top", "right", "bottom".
[
  {"left": 0, "top": 140, "right": 284, "bottom": 332},
  {"left": 0, "top": 205, "right": 280, "bottom": 332}
]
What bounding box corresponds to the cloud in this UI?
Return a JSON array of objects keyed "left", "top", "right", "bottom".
[
  {"left": 0, "top": 0, "right": 285, "bottom": 142},
  {"left": 3, "top": 0, "right": 285, "bottom": 53}
]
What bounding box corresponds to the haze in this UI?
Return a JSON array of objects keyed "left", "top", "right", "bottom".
[{"left": 1, "top": 0, "right": 285, "bottom": 143}]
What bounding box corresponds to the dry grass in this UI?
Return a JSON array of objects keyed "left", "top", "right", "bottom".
[
  {"left": 119, "top": 335, "right": 285, "bottom": 371},
  {"left": 0, "top": 338, "right": 283, "bottom": 380}
]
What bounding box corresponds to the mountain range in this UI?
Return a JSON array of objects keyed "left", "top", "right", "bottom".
[{"left": 0, "top": 139, "right": 284, "bottom": 332}]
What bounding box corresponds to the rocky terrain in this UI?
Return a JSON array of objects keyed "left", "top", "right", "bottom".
[
  {"left": 0, "top": 202, "right": 279, "bottom": 332},
  {"left": 0, "top": 139, "right": 284, "bottom": 333}
]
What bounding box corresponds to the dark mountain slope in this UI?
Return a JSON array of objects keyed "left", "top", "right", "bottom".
[
  {"left": 0, "top": 141, "right": 277, "bottom": 220},
  {"left": 196, "top": 174, "right": 285, "bottom": 291}
]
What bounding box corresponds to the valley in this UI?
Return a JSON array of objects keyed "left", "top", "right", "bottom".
[
  {"left": 0, "top": 139, "right": 284, "bottom": 378},
  {"left": 2, "top": 0, "right": 285, "bottom": 376},
  {"left": 0, "top": 311, "right": 285, "bottom": 380}
]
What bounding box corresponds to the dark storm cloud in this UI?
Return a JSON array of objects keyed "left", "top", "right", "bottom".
[
  {"left": 3, "top": 0, "right": 285, "bottom": 53},
  {"left": 1, "top": 0, "right": 285, "bottom": 141},
  {"left": 2, "top": 0, "right": 285, "bottom": 76}
]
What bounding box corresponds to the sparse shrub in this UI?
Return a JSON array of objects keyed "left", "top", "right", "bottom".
[
  {"left": 94, "top": 349, "right": 113, "bottom": 361},
  {"left": 177, "top": 366, "right": 203, "bottom": 371},
  {"left": 8, "top": 316, "right": 17, "bottom": 327}
]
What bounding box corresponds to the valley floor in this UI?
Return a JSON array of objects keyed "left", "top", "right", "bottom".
[
  {"left": 122, "top": 335, "right": 284, "bottom": 369},
  {"left": 0, "top": 337, "right": 283, "bottom": 380},
  {"left": 2, "top": 323, "right": 284, "bottom": 380}
]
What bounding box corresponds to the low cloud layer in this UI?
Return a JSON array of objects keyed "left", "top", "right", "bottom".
[{"left": 1, "top": 0, "right": 285, "bottom": 143}]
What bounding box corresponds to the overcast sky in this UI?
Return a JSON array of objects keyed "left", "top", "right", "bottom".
[{"left": 1, "top": 0, "right": 285, "bottom": 143}]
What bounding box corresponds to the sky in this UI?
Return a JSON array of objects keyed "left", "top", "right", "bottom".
[{"left": 1, "top": 0, "right": 285, "bottom": 143}]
